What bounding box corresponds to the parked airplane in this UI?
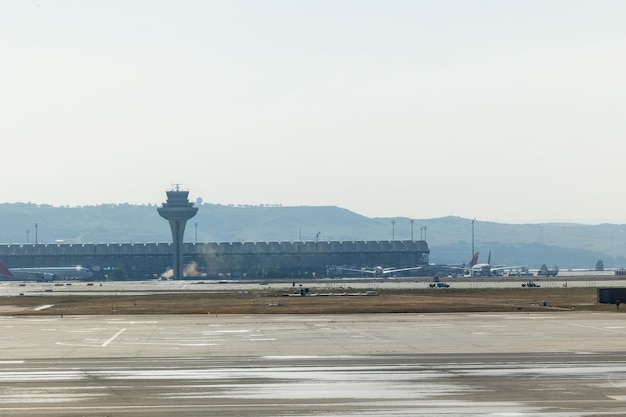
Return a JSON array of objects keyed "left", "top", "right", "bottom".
[
  {"left": 339, "top": 265, "right": 423, "bottom": 277},
  {"left": 0, "top": 262, "right": 93, "bottom": 281},
  {"left": 464, "top": 251, "right": 524, "bottom": 277},
  {"left": 437, "top": 252, "right": 479, "bottom": 275}
]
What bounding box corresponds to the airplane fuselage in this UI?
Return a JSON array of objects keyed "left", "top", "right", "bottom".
[
  {"left": 470, "top": 263, "right": 491, "bottom": 275},
  {"left": 340, "top": 265, "right": 423, "bottom": 278},
  {"left": 8, "top": 266, "right": 93, "bottom": 281}
]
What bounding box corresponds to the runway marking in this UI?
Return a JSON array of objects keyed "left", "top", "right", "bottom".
[
  {"left": 102, "top": 328, "right": 126, "bottom": 347},
  {"left": 607, "top": 395, "right": 626, "bottom": 401},
  {"left": 178, "top": 343, "right": 220, "bottom": 346},
  {"left": 569, "top": 323, "right": 626, "bottom": 335},
  {"left": 0, "top": 404, "right": 296, "bottom": 412},
  {"left": 215, "top": 330, "right": 249, "bottom": 333},
  {"left": 504, "top": 315, "right": 559, "bottom": 320}
]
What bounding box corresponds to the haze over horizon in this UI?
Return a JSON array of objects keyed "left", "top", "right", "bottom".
[
  {"left": 2, "top": 1, "right": 624, "bottom": 225},
  {"left": 4, "top": 200, "right": 626, "bottom": 228}
]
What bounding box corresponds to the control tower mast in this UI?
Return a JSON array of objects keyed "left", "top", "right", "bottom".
[{"left": 157, "top": 185, "right": 198, "bottom": 280}]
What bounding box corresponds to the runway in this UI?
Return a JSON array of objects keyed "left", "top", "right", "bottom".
[
  {"left": 1, "top": 275, "right": 625, "bottom": 298},
  {"left": 1, "top": 313, "right": 626, "bottom": 415}
]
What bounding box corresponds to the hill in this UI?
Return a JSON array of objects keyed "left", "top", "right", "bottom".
[{"left": 0, "top": 203, "right": 624, "bottom": 269}]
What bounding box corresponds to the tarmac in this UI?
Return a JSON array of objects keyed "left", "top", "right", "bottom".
[{"left": 1, "top": 312, "right": 626, "bottom": 416}]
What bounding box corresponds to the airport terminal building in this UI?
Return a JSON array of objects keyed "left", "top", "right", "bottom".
[{"left": 0, "top": 240, "right": 430, "bottom": 280}]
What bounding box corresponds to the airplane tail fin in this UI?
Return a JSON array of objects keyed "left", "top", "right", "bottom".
[
  {"left": 0, "top": 261, "right": 14, "bottom": 276},
  {"left": 487, "top": 250, "right": 491, "bottom": 265},
  {"left": 470, "top": 252, "right": 479, "bottom": 267}
]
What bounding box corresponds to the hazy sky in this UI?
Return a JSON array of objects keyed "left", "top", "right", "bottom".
[{"left": 1, "top": 1, "right": 625, "bottom": 224}]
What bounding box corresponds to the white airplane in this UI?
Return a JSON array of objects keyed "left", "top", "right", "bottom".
[
  {"left": 339, "top": 265, "right": 423, "bottom": 277},
  {"left": 0, "top": 262, "right": 93, "bottom": 281},
  {"left": 463, "top": 251, "right": 524, "bottom": 277}
]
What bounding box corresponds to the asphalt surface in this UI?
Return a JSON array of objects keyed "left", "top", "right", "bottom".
[{"left": 1, "top": 312, "right": 626, "bottom": 416}]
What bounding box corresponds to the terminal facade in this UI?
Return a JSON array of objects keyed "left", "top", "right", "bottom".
[{"left": 0, "top": 240, "right": 430, "bottom": 280}]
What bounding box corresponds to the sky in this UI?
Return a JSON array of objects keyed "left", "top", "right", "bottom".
[{"left": 1, "top": 1, "right": 625, "bottom": 224}]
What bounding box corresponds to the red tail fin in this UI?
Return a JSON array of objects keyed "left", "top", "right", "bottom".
[
  {"left": 470, "top": 252, "right": 479, "bottom": 267},
  {"left": 0, "top": 261, "right": 13, "bottom": 276}
]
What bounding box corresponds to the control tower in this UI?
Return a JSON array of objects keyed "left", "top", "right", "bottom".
[{"left": 157, "top": 185, "right": 198, "bottom": 280}]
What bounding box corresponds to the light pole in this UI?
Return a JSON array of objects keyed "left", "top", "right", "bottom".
[
  {"left": 391, "top": 220, "right": 396, "bottom": 240},
  {"left": 26, "top": 229, "right": 30, "bottom": 244},
  {"left": 194, "top": 222, "right": 198, "bottom": 244},
  {"left": 34, "top": 222, "right": 38, "bottom": 267},
  {"left": 316, "top": 231, "right": 321, "bottom": 253},
  {"left": 472, "top": 219, "right": 475, "bottom": 258},
  {"left": 410, "top": 219, "right": 414, "bottom": 241}
]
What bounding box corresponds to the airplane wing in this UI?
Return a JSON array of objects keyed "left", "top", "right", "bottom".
[
  {"left": 441, "top": 265, "right": 467, "bottom": 271},
  {"left": 381, "top": 266, "right": 423, "bottom": 274},
  {"left": 338, "top": 267, "right": 377, "bottom": 275},
  {"left": 337, "top": 266, "right": 422, "bottom": 276},
  {"left": 490, "top": 265, "right": 526, "bottom": 272}
]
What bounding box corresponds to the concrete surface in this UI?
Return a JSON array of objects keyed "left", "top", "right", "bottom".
[{"left": 1, "top": 312, "right": 626, "bottom": 415}]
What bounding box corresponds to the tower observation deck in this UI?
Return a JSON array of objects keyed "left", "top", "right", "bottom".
[{"left": 157, "top": 185, "right": 198, "bottom": 279}]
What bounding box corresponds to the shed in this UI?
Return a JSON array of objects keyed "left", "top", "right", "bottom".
[{"left": 597, "top": 287, "right": 626, "bottom": 304}]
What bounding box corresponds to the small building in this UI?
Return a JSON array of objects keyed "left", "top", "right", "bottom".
[{"left": 597, "top": 287, "right": 626, "bottom": 304}]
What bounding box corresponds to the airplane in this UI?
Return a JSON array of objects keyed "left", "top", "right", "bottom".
[
  {"left": 0, "top": 262, "right": 93, "bottom": 281},
  {"left": 461, "top": 251, "right": 524, "bottom": 277},
  {"left": 466, "top": 251, "right": 494, "bottom": 276},
  {"left": 338, "top": 265, "right": 423, "bottom": 278},
  {"left": 434, "top": 252, "right": 479, "bottom": 275}
]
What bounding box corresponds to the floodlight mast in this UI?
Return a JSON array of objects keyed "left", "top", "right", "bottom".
[{"left": 472, "top": 219, "right": 475, "bottom": 260}]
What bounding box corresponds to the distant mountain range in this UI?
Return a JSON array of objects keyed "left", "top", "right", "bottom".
[{"left": 1, "top": 202, "right": 625, "bottom": 269}]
